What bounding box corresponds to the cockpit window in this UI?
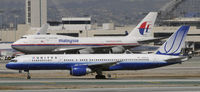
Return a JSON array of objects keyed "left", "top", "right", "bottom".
[{"left": 10, "top": 59, "right": 17, "bottom": 62}]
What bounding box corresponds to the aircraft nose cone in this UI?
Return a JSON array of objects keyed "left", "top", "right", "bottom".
[
  {"left": 6, "top": 63, "right": 14, "bottom": 69},
  {"left": 6, "top": 63, "right": 20, "bottom": 70},
  {"left": 11, "top": 44, "right": 16, "bottom": 49},
  {"left": 11, "top": 42, "right": 22, "bottom": 51},
  {"left": 11, "top": 41, "right": 19, "bottom": 48}
]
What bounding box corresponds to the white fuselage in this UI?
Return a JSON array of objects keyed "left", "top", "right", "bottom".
[
  {"left": 11, "top": 35, "right": 151, "bottom": 54},
  {"left": 11, "top": 12, "right": 158, "bottom": 54},
  {"left": 6, "top": 54, "right": 184, "bottom": 71}
]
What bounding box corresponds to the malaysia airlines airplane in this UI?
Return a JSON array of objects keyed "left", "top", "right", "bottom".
[
  {"left": 6, "top": 26, "right": 190, "bottom": 79},
  {"left": 12, "top": 12, "right": 158, "bottom": 54}
]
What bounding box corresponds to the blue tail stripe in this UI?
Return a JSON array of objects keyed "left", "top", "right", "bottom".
[
  {"left": 156, "top": 25, "right": 190, "bottom": 56},
  {"left": 171, "top": 29, "right": 188, "bottom": 54},
  {"left": 164, "top": 30, "right": 179, "bottom": 53}
]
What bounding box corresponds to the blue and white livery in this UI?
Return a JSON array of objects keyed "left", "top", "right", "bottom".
[
  {"left": 156, "top": 26, "right": 189, "bottom": 56},
  {"left": 6, "top": 26, "right": 190, "bottom": 79}
]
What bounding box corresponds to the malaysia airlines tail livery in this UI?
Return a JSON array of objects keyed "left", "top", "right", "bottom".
[
  {"left": 12, "top": 12, "right": 157, "bottom": 54},
  {"left": 6, "top": 26, "right": 190, "bottom": 79}
]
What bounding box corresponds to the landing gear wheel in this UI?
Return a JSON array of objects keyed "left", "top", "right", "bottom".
[
  {"left": 27, "top": 75, "right": 31, "bottom": 79},
  {"left": 95, "top": 75, "right": 106, "bottom": 79},
  {"left": 25, "top": 70, "right": 31, "bottom": 79},
  {"left": 19, "top": 70, "right": 22, "bottom": 73},
  {"left": 107, "top": 74, "right": 111, "bottom": 78}
]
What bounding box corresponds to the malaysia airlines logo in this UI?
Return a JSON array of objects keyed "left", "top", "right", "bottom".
[
  {"left": 59, "top": 39, "right": 79, "bottom": 43},
  {"left": 138, "top": 22, "right": 151, "bottom": 35}
]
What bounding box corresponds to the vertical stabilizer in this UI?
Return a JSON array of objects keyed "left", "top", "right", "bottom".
[
  {"left": 155, "top": 26, "right": 190, "bottom": 56},
  {"left": 36, "top": 23, "right": 49, "bottom": 35},
  {"left": 127, "top": 12, "right": 158, "bottom": 38}
]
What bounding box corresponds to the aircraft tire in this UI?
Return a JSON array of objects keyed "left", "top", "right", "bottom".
[
  {"left": 19, "top": 70, "right": 22, "bottom": 73},
  {"left": 95, "top": 75, "right": 106, "bottom": 79},
  {"left": 27, "top": 76, "right": 31, "bottom": 79}
]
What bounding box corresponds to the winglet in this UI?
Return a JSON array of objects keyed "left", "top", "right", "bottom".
[{"left": 155, "top": 26, "right": 190, "bottom": 56}]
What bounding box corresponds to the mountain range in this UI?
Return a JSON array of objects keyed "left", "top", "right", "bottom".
[{"left": 0, "top": 0, "right": 170, "bottom": 26}]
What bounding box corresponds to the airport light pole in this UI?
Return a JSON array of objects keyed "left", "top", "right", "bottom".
[
  {"left": 0, "top": 10, "right": 4, "bottom": 30},
  {"left": 0, "top": 13, "right": 1, "bottom": 41},
  {"left": 14, "top": 15, "right": 19, "bottom": 41},
  {"left": 0, "top": 14, "right": 1, "bottom": 30},
  {"left": 15, "top": 15, "right": 19, "bottom": 30},
  {"left": 85, "top": 20, "right": 88, "bottom": 37},
  {"left": 0, "top": 10, "right": 4, "bottom": 41},
  {"left": 85, "top": 24, "right": 88, "bottom": 37}
]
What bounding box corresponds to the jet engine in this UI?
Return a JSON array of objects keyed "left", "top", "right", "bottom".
[
  {"left": 110, "top": 46, "right": 125, "bottom": 53},
  {"left": 70, "top": 65, "right": 92, "bottom": 76}
]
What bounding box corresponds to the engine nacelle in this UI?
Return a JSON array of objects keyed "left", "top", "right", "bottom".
[
  {"left": 110, "top": 46, "right": 125, "bottom": 53},
  {"left": 70, "top": 65, "right": 92, "bottom": 76},
  {"left": 78, "top": 48, "right": 94, "bottom": 54}
]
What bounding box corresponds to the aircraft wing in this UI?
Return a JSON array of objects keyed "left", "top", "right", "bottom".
[
  {"left": 52, "top": 46, "right": 116, "bottom": 53},
  {"left": 52, "top": 45, "right": 138, "bottom": 54},
  {"left": 165, "top": 56, "right": 188, "bottom": 63},
  {"left": 138, "top": 37, "right": 166, "bottom": 44},
  {"left": 88, "top": 61, "right": 121, "bottom": 67},
  {"left": 53, "top": 47, "right": 84, "bottom": 52},
  {"left": 87, "top": 61, "right": 121, "bottom": 70}
]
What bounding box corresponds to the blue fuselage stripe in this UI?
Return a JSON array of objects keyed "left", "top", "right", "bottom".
[{"left": 6, "top": 61, "right": 177, "bottom": 71}]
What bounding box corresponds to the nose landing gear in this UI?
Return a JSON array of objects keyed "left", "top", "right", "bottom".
[{"left": 24, "top": 70, "right": 31, "bottom": 79}]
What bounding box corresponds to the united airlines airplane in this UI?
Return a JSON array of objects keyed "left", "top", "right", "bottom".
[
  {"left": 6, "top": 26, "right": 190, "bottom": 79},
  {"left": 12, "top": 12, "right": 157, "bottom": 54}
]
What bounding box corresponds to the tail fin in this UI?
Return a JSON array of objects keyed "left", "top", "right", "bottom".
[
  {"left": 155, "top": 26, "right": 190, "bottom": 56},
  {"left": 36, "top": 23, "right": 49, "bottom": 35},
  {"left": 127, "top": 12, "right": 158, "bottom": 38}
]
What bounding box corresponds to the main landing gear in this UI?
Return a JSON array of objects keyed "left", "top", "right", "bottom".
[
  {"left": 95, "top": 70, "right": 106, "bottom": 79},
  {"left": 19, "top": 70, "right": 22, "bottom": 73},
  {"left": 95, "top": 75, "right": 106, "bottom": 79},
  {"left": 24, "top": 70, "right": 31, "bottom": 79}
]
